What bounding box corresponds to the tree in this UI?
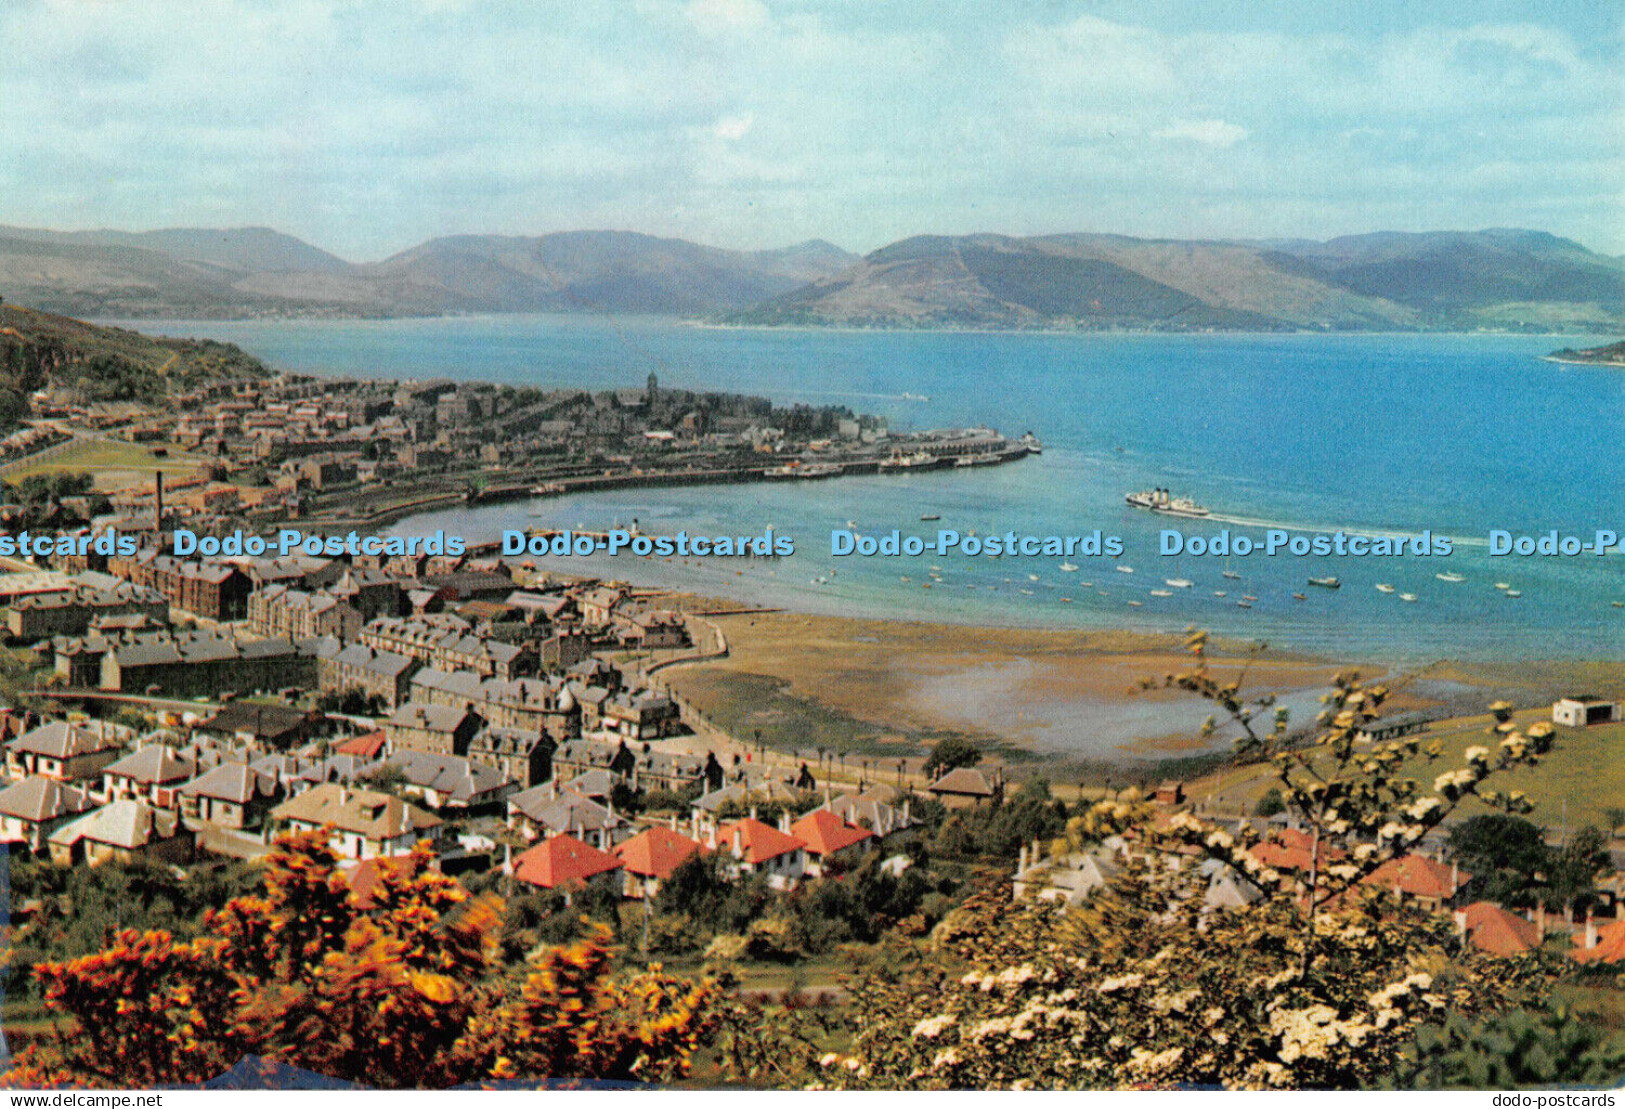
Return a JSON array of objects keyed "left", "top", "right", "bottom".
[
  {"left": 3, "top": 832, "right": 721, "bottom": 1089},
  {"left": 922, "top": 736, "right": 981, "bottom": 779},
  {"left": 1398, "top": 1006, "right": 1625, "bottom": 1089},
  {"left": 720, "top": 632, "right": 1565, "bottom": 1089},
  {"left": 1255, "top": 787, "right": 1286, "bottom": 818},
  {"left": 1446, "top": 815, "right": 1552, "bottom": 909}
]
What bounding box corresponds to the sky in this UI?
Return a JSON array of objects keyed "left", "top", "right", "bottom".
[{"left": 2, "top": 0, "right": 1620, "bottom": 261}]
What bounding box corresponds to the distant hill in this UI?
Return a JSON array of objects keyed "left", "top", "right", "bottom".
[
  {"left": 732, "top": 229, "right": 1625, "bottom": 332},
  {"left": 1545, "top": 339, "right": 1625, "bottom": 366},
  {"left": 354, "top": 231, "right": 859, "bottom": 315},
  {"left": 1, "top": 222, "right": 1618, "bottom": 331},
  {"left": 0, "top": 226, "right": 857, "bottom": 319},
  {"left": 0, "top": 301, "right": 265, "bottom": 415}
]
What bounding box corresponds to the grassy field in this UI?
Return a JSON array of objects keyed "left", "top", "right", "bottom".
[
  {"left": 3, "top": 437, "right": 204, "bottom": 487},
  {"left": 1192, "top": 709, "right": 1625, "bottom": 836}
]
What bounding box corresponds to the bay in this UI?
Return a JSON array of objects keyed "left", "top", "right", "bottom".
[{"left": 113, "top": 315, "right": 1625, "bottom": 663}]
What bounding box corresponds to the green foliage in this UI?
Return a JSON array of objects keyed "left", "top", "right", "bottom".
[
  {"left": 716, "top": 634, "right": 1575, "bottom": 1090},
  {"left": 7, "top": 858, "right": 259, "bottom": 999},
  {"left": 316, "top": 687, "right": 387, "bottom": 716},
  {"left": 925, "top": 779, "right": 1065, "bottom": 862},
  {"left": 13, "top": 472, "right": 92, "bottom": 507},
  {"left": 922, "top": 736, "right": 982, "bottom": 779},
  {"left": 5, "top": 834, "right": 720, "bottom": 1089},
  {"left": 1399, "top": 1006, "right": 1625, "bottom": 1089},
  {"left": 1447, "top": 817, "right": 1611, "bottom": 912},
  {"left": 1255, "top": 787, "right": 1286, "bottom": 818},
  {"left": 1447, "top": 815, "right": 1552, "bottom": 909}
]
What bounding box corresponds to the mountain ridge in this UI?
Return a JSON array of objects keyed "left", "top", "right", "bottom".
[{"left": 0, "top": 223, "right": 1618, "bottom": 331}]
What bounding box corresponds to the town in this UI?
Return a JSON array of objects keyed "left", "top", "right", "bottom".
[{"left": 0, "top": 310, "right": 1618, "bottom": 1089}]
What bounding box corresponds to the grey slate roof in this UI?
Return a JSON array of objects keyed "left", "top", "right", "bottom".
[{"left": 0, "top": 777, "right": 96, "bottom": 823}]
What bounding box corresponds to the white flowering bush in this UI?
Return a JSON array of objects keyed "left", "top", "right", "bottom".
[{"left": 718, "top": 634, "right": 1561, "bottom": 1090}]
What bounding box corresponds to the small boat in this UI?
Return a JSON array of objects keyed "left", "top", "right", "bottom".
[
  {"left": 1237, "top": 601, "right": 1252, "bottom": 609},
  {"left": 1213, "top": 591, "right": 1227, "bottom": 597},
  {"left": 1059, "top": 562, "right": 1079, "bottom": 573},
  {"left": 1505, "top": 590, "right": 1522, "bottom": 598},
  {"left": 1308, "top": 577, "right": 1341, "bottom": 589},
  {"left": 1612, "top": 601, "right": 1622, "bottom": 608},
  {"left": 1080, "top": 581, "right": 1092, "bottom": 587},
  {"left": 1028, "top": 574, "right": 1040, "bottom": 582},
  {"left": 1242, "top": 595, "right": 1258, "bottom": 602},
  {"left": 1292, "top": 593, "right": 1307, "bottom": 601},
  {"left": 920, "top": 513, "right": 941, "bottom": 521},
  {"left": 1116, "top": 565, "right": 1135, "bottom": 574},
  {"left": 1436, "top": 573, "right": 1465, "bottom": 583},
  {"left": 1127, "top": 600, "right": 1143, "bottom": 607},
  {"left": 1061, "top": 597, "right": 1073, "bottom": 603},
  {"left": 900, "top": 576, "right": 911, "bottom": 582},
  {"left": 1019, "top": 589, "right": 1034, "bottom": 595},
  {"left": 1222, "top": 570, "right": 1241, "bottom": 580},
  {"left": 1165, "top": 579, "right": 1192, "bottom": 589},
  {"left": 1150, "top": 589, "right": 1173, "bottom": 597},
  {"left": 1494, "top": 582, "right": 1511, "bottom": 590},
  {"left": 1400, "top": 593, "right": 1417, "bottom": 602},
  {"left": 1376, "top": 584, "right": 1396, "bottom": 594}
]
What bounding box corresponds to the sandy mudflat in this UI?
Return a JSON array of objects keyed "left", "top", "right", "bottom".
[
  {"left": 657, "top": 603, "right": 1619, "bottom": 768},
  {"left": 663, "top": 607, "right": 1350, "bottom": 763}
]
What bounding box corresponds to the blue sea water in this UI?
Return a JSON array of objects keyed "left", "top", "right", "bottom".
[{"left": 118, "top": 315, "right": 1625, "bottom": 663}]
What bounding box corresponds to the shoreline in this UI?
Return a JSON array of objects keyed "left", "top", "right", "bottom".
[
  {"left": 650, "top": 600, "right": 1623, "bottom": 772},
  {"left": 90, "top": 312, "right": 1615, "bottom": 342},
  {"left": 1540, "top": 354, "right": 1625, "bottom": 368}
]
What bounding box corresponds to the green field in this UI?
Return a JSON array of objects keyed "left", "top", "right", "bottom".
[
  {"left": 1203, "top": 709, "right": 1625, "bottom": 837},
  {"left": 3, "top": 437, "right": 204, "bottom": 487}
]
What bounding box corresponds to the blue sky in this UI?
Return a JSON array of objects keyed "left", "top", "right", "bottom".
[{"left": 2, "top": 0, "right": 1619, "bottom": 260}]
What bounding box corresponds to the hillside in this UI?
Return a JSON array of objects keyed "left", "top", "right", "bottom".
[
  {"left": 0, "top": 226, "right": 857, "bottom": 319},
  {"left": 0, "top": 302, "right": 266, "bottom": 416},
  {"left": 732, "top": 229, "right": 1625, "bottom": 332},
  {"left": 1546, "top": 339, "right": 1625, "bottom": 366},
  {"left": 2, "top": 222, "right": 1619, "bottom": 331}
]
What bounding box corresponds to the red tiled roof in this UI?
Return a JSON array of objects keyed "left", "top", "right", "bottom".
[
  {"left": 1573, "top": 919, "right": 1625, "bottom": 964},
  {"left": 716, "top": 818, "right": 805, "bottom": 865},
  {"left": 1364, "top": 854, "right": 1470, "bottom": 900},
  {"left": 334, "top": 731, "right": 388, "bottom": 758},
  {"left": 612, "top": 825, "right": 706, "bottom": 880},
  {"left": 790, "top": 809, "right": 874, "bottom": 857},
  {"left": 1461, "top": 901, "right": 1540, "bottom": 956},
  {"left": 1249, "top": 834, "right": 1348, "bottom": 875},
  {"left": 513, "top": 833, "right": 621, "bottom": 889}
]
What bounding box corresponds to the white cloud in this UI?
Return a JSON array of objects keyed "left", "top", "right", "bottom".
[
  {"left": 685, "top": 0, "right": 770, "bottom": 37},
  {"left": 713, "top": 113, "right": 755, "bottom": 141},
  {"left": 0, "top": 3, "right": 1616, "bottom": 255},
  {"left": 1154, "top": 120, "right": 1249, "bottom": 148}
]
